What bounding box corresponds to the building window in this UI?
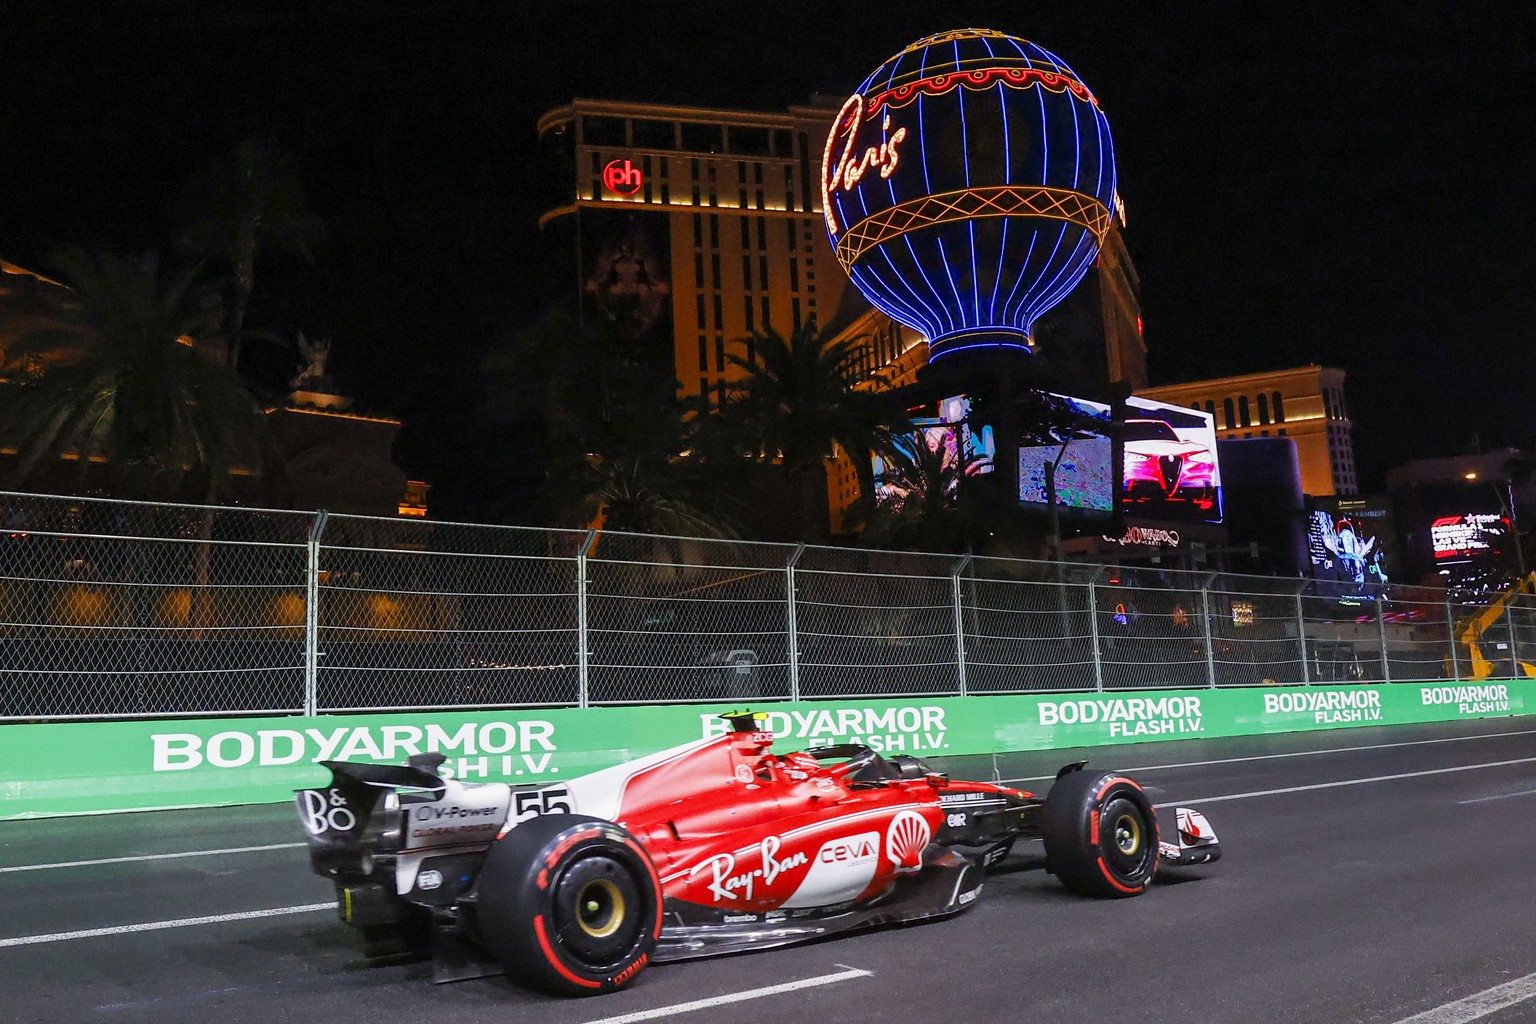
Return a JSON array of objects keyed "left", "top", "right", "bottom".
[
  {"left": 1223, "top": 398, "right": 1235, "bottom": 430},
  {"left": 741, "top": 255, "right": 752, "bottom": 291},
  {"left": 740, "top": 217, "right": 750, "bottom": 248},
  {"left": 697, "top": 336, "right": 707, "bottom": 373},
  {"left": 797, "top": 132, "right": 813, "bottom": 211},
  {"left": 1204, "top": 400, "right": 1216, "bottom": 418},
  {"left": 761, "top": 295, "right": 770, "bottom": 330},
  {"left": 711, "top": 254, "right": 721, "bottom": 289},
  {"left": 709, "top": 214, "right": 719, "bottom": 248},
  {"left": 1272, "top": 391, "right": 1285, "bottom": 423},
  {"left": 581, "top": 115, "right": 625, "bottom": 146},
  {"left": 1238, "top": 395, "right": 1251, "bottom": 427},
  {"left": 682, "top": 122, "right": 720, "bottom": 153},
  {"left": 789, "top": 257, "right": 799, "bottom": 292},
  {"left": 713, "top": 294, "right": 723, "bottom": 331},
  {"left": 1257, "top": 392, "right": 1269, "bottom": 425},
  {"left": 744, "top": 295, "right": 754, "bottom": 332}
]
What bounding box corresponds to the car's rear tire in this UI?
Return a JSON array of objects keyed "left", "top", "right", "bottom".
[
  {"left": 1042, "top": 768, "right": 1159, "bottom": 898},
  {"left": 476, "top": 814, "right": 661, "bottom": 996}
]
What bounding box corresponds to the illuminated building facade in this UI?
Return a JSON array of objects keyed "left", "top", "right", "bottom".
[
  {"left": 538, "top": 95, "right": 1147, "bottom": 536},
  {"left": 536, "top": 98, "right": 852, "bottom": 401},
  {"left": 0, "top": 260, "right": 423, "bottom": 517},
  {"left": 1137, "top": 366, "right": 1356, "bottom": 497}
]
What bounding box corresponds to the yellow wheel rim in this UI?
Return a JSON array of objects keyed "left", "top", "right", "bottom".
[
  {"left": 1112, "top": 813, "right": 1142, "bottom": 855},
  {"left": 576, "top": 878, "right": 625, "bottom": 939}
]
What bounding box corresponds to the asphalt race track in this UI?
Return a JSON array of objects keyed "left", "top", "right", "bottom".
[{"left": 7, "top": 718, "right": 1536, "bottom": 1024}]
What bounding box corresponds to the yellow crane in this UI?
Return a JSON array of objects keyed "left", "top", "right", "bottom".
[{"left": 1458, "top": 572, "right": 1536, "bottom": 680}]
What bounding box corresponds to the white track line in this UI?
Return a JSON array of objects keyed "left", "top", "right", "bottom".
[
  {"left": 578, "top": 965, "right": 873, "bottom": 1024},
  {"left": 1155, "top": 756, "right": 1536, "bottom": 808},
  {"left": 998, "top": 727, "right": 1536, "bottom": 785},
  {"left": 1458, "top": 788, "right": 1536, "bottom": 805},
  {"left": 0, "top": 903, "right": 333, "bottom": 948},
  {"left": 0, "top": 842, "right": 306, "bottom": 874},
  {"left": 1391, "top": 970, "right": 1536, "bottom": 1024}
]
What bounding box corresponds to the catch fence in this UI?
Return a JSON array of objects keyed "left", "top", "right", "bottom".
[{"left": 1, "top": 491, "right": 1531, "bottom": 720}]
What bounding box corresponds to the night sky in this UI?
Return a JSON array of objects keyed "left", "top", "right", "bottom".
[{"left": 4, "top": 0, "right": 1532, "bottom": 507}]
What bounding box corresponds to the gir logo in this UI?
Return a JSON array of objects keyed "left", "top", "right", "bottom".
[
  {"left": 885, "top": 810, "right": 930, "bottom": 873},
  {"left": 603, "top": 159, "right": 643, "bottom": 195}
]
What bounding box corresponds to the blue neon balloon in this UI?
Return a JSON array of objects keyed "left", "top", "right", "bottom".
[{"left": 821, "top": 28, "right": 1117, "bottom": 362}]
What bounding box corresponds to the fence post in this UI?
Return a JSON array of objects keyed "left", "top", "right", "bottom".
[
  {"left": 577, "top": 530, "right": 596, "bottom": 709},
  {"left": 1295, "top": 584, "right": 1311, "bottom": 685},
  {"left": 1087, "top": 565, "right": 1106, "bottom": 692},
  {"left": 786, "top": 543, "right": 805, "bottom": 702},
  {"left": 304, "top": 510, "right": 329, "bottom": 717},
  {"left": 1446, "top": 595, "right": 1460, "bottom": 682},
  {"left": 1507, "top": 596, "right": 1522, "bottom": 677},
  {"left": 951, "top": 553, "right": 973, "bottom": 697},
  {"left": 1200, "top": 574, "right": 1218, "bottom": 688},
  {"left": 1376, "top": 591, "right": 1391, "bottom": 683}
]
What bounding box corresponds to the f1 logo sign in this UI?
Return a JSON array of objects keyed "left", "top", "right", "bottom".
[{"left": 603, "top": 158, "right": 643, "bottom": 195}]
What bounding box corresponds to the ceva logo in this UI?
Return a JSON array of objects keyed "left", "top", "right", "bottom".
[{"left": 818, "top": 836, "right": 877, "bottom": 864}]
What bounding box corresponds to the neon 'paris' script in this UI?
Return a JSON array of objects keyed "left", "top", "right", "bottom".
[{"left": 822, "top": 95, "right": 907, "bottom": 238}]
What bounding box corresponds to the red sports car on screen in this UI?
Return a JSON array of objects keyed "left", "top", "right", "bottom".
[
  {"left": 296, "top": 713, "right": 1220, "bottom": 996},
  {"left": 1122, "top": 418, "right": 1218, "bottom": 510}
]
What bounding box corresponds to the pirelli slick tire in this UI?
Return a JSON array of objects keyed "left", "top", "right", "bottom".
[
  {"left": 1043, "top": 769, "right": 1159, "bottom": 898},
  {"left": 476, "top": 814, "right": 662, "bottom": 996}
]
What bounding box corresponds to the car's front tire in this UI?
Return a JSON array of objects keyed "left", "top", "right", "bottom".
[
  {"left": 475, "top": 814, "right": 661, "bottom": 996},
  {"left": 1042, "top": 768, "right": 1159, "bottom": 898}
]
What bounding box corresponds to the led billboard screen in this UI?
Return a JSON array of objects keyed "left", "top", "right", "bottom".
[
  {"left": 1121, "top": 396, "right": 1223, "bottom": 524},
  {"left": 1308, "top": 498, "right": 1393, "bottom": 600},
  {"left": 872, "top": 396, "right": 994, "bottom": 505},
  {"left": 1431, "top": 513, "right": 1508, "bottom": 565},
  {"left": 1017, "top": 395, "right": 1114, "bottom": 513}
]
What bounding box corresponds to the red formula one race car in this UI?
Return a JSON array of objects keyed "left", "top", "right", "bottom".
[{"left": 295, "top": 713, "right": 1220, "bottom": 996}]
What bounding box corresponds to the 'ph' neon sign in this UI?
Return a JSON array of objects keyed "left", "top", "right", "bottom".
[{"left": 603, "top": 159, "right": 643, "bottom": 195}]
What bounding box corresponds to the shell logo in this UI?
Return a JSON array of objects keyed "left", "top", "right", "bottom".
[{"left": 885, "top": 810, "right": 931, "bottom": 874}]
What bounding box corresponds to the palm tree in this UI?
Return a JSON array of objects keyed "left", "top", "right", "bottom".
[
  {"left": 0, "top": 247, "right": 275, "bottom": 501},
  {"left": 479, "top": 308, "right": 741, "bottom": 537},
  {"left": 721, "top": 322, "right": 896, "bottom": 538},
  {"left": 172, "top": 138, "right": 324, "bottom": 372}
]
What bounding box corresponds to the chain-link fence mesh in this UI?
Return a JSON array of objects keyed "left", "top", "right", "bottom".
[
  {"left": 795, "top": 546, "right": 960, "bottom": 698},
  {"left": 2, "top": 490, "right": 1531, "bottom": 720},
  {"left": 315, "top": 514, "right": 586, "bottom": 711},
  {"left": 586, "top": 534, "right": 794, "bottom": 704},
  {"left": 0, "top": 492, "right": 311, "bottom": 718}
]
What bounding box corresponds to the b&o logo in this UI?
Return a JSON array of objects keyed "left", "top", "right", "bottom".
[{"left": 299, "top": 789, "right": 356, "bottom": 835}]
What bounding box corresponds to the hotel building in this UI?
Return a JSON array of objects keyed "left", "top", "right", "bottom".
[{"left": 1137, "top": 366, "right": 1357, "bottom": 497}]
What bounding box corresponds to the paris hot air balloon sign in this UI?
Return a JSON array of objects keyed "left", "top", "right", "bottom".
[{"left": 822, "top": 29, "right": 1118, "bottom": 362}]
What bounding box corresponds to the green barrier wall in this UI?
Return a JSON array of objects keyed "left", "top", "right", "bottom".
[{"left": 3, "top": 680, "right": 1531, "bottom": 819}]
